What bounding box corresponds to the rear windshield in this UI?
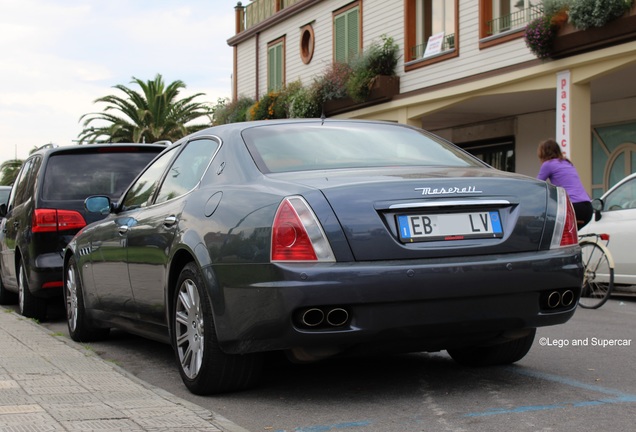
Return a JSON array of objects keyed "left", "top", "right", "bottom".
[
  {"left": 41, "top": 149, "right": 161, "bottom": 201},
  {"left": 242, "top": 122, "right": 484, "bottom": 173}
]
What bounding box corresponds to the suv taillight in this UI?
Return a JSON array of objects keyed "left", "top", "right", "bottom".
[{"left": 32, "top": 209, "right": 86, "bottom": 233}]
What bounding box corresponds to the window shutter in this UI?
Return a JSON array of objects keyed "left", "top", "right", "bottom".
[
  {"left": 267, "top": 42, "right": 283, "bottom": 92},
  {"left": 346, "top": 7, "right": 359, "bottom": 60},
  {"left": 275, "top": 43, "right": 283, "bottom": 90},
  {"left": 267, "top": 45, "right": 276, "bottom": 91},
  {"left": 335, "top": 7, "right": 359, "bottom": 62},
  {"left": 334, "top": 14, "right": 346, "bottom": 62}
]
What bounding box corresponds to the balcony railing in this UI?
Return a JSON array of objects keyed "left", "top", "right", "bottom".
[
  {"left": 410, "top": 33, "right": 455, "bottom": 61},
  {"left": 487, "top": 6, "right": 543, "bottom": 35},
  {"left": 245, "top": 0, "right": 302, "bottom": 30}
]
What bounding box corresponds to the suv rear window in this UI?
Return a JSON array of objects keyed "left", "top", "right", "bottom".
[{"left": 41, "top": 149, "right": 160, "bottom": 201}]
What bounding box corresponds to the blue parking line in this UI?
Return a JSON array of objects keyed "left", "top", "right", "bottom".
[
  {"left": 274, "top": 421, "right": 372, "bottom": 432},
  {"left": 464, "top": 367, "right": 636, "bottom": 417}
]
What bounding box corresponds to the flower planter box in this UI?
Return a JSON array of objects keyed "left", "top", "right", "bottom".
[
  {"left": 551, "top": 5, "right": 636, "bottom": 59},
  {"left": 323, "top": 75, "right": 400, "bottom": 116}
]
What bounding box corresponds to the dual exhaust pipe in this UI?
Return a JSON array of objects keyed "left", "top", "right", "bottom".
[
  {"left": 546, "top": 289, "right": 575, "bottom": 309},
  {"left": 298, "top": 307, "right": 350, "bottom": 328}
]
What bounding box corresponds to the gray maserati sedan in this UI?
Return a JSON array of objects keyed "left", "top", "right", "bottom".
[{"left": 63, "top": 119, "right": 583, "bottom": 394}]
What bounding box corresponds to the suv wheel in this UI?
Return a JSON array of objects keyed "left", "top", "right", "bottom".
[{"left": 18, "top": 260, "right": 47, "bottom": 321}]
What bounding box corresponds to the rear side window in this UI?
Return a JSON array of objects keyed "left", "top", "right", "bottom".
[
  {"left": 11, "top": 156, "right": 41, "bottom": 208},
  {"left": 41, "top": 149, "right": 161, "bottom": 201},
  {"left": 242, "top": 122, "right": 484, "bottom": 173},
  {"left": 155, "top": 138, "right": 219, "bottom": 204}
]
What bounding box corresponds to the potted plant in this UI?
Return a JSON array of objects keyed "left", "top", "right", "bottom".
[
  {"left": 568, "top": 0, "right": 633, "bottom": 30},
  {"left": 323, "top": 35, "right": 401, "bottom": 115},
  {"left": 524, "top": 15, "right": 559, "bottom": 59},
  {"left": 347, "top": 35, "right": 400, "bottom": 102}
]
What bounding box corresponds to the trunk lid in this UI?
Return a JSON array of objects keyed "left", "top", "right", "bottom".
[{"left": 291, "top": 167, "right": 551, "bottom": 261}]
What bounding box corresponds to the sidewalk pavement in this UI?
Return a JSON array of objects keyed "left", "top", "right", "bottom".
[{"left": 0, "top": 307, "right": 250, "bottom": 432}]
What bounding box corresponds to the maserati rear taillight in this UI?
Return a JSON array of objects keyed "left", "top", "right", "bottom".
[
  {"left": 32, "top": 209, "right": 86, "bottom": 233},
  {"left": 271, "top": 196, "right": 335, "bottom": 262},
  {"left": 551, "top": 188, "right": 578, "bottom": 248}
]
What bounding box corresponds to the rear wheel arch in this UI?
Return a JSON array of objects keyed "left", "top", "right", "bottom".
[
  {"left": 167, "top": 246, "right": 226, "bottom": 345},
  {"left": 171, "top": 261, "right": 263, "bottom": 394}
]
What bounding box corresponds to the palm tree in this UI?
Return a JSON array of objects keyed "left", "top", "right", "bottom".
[
  {"left": 78, "top": 74, "right": 213, "bottom": 144},
  {"left": 0, "top": 159, "right": 23, "bottom": 186},
  {"left": 0, "top": 145, "right": 47, "bottom": 186}
]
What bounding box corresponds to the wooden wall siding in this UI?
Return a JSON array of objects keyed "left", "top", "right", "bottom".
[
  {"left": 236, "top": 39, "right": 257, "bottom": 99},
  {"left": 399, "top": 0, "right": 536, "bottom": 94},
  {"left": 276, "top": 0, "right": 337, "bottom": 94},
  {"left": 233, "top": 0, "right": 539, "bottom": 100}
]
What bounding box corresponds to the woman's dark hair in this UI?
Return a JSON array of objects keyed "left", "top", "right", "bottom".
[{"left": 537, "top": 139, "right": 571, "bottom": 164}]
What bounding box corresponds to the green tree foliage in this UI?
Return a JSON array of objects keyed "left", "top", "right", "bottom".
[
  {"left": 0, "top": 144, "right": 49, "bottom": 186},
  {"left": 77, "top": 74, "right": 213, "bottom": 144},
  {"left": 0, "top": 159, "right": 23, "bottom": 186},
  {"left": 212, "top": 96, "right": 255, "bottom": 125}
]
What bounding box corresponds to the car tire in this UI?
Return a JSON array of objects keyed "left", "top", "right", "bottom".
[
  {"left": 65, "top": 255, "right": 110, "bottom": 342},
  {"left": 18, "top": 259, "right": 47, "bottom": 321},
  {"left": 172, "top": 262, "right": 263, "bottom": 395},
  {"left": 447, "top": 328, "right": 536, "bottom": 367},
  {"left": 0, "top": 272, "right": 18, "bottom": 305}
]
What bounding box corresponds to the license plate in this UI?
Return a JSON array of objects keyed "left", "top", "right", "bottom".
[{"left": 397, "top": 211, "right": 503, "bottom": 242}]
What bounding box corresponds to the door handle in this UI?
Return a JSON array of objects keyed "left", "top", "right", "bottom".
[{"left": 163, "top": 216, "right": 177, "bottom": 227}]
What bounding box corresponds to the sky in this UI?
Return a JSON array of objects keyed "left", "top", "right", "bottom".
[{"left": 0, "top": 0, "right": 237, "bottom": 164}]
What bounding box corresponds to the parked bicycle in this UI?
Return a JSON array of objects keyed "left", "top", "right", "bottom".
[{"left": 578, "top": 233, "right": 614, "bottom": 309}]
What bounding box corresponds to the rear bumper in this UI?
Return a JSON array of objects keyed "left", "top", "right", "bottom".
[
  {"left": 207, "top": 247, "right": 583, "bottom": 355},
  {"left": 28, "top": 252, "right": 64, "bottom": 298}
]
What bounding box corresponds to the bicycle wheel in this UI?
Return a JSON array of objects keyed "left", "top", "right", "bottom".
[{"left": 578, "top": 241, "right": 614, "bottom": 309}]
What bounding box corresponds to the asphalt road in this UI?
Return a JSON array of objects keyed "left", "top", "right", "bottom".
[{"left": 37, "top": 296, "right": 636, "bottom": 432}]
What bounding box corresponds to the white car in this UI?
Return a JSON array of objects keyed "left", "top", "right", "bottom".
[{"left": 579, "top": 173, "right": 636, "bottom": 291}]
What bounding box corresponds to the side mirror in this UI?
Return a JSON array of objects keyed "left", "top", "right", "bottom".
[
  {"left": 85, "top": 196, "right": 112, "bottom": 215},
  {"left": 592, "top": 198, "right": 603, "bottom": 221}
]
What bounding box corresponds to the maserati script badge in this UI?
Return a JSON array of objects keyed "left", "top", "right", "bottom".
[{"left": 414, "top": 186, "right": 483, "bottom": 195}]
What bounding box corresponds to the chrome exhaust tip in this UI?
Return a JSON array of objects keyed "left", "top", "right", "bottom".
[
  {"left": 326, "top": 308, "right": 349, "bottom": 327},
  {"left": 547, "top": 291, "right": 561, "bottom": 308},
  {"left": 561, "top": 290, "right": 574, "bottom": 307},
  {"left": 301, "top": 308, "right": 325, "bottom": 327}
]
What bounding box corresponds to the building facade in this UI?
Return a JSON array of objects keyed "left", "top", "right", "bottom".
[{"left": 227, "top": 0, "right": 636, "bottom": 197}]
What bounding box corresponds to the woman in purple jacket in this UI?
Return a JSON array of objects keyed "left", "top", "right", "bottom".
[{"left": 537, "top": 138, "right": 593, "bottom": 229}]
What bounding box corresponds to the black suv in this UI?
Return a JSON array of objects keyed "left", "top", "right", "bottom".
[{"left": 0, "top": 143, "right": 166, "bottom": 320}]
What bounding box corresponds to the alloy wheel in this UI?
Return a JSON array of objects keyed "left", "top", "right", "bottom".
[
  {"left": 65, "top": 264, "right": 78, "bottom": 332},
  {"left": 174, "top": 278, "right": 204, "bottom": 379}
]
